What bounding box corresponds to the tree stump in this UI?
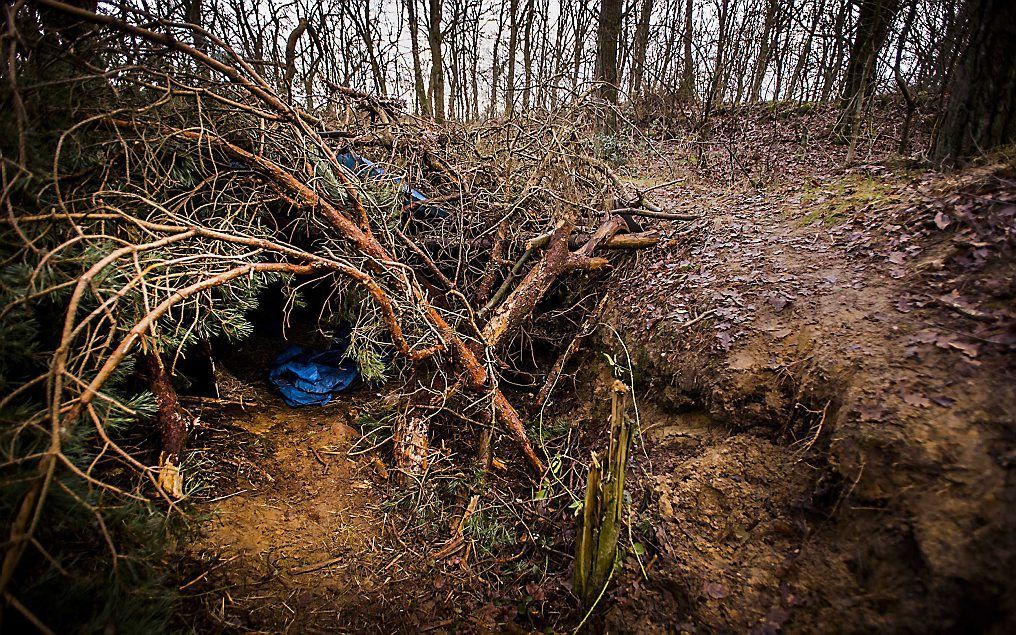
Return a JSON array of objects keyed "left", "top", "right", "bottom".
[{"left": 573, "top": 380, "right": 633, "bottom": 605}]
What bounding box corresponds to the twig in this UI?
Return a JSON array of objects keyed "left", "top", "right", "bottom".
[
  {"left": 289, "top": 554, "right": 346, "bottom": 575},
  {"left": 179, "top": 395, "right": 258, "bottom": 408},
  {"left": 178, "top": 554, "right": 241, "bottom": 590},
  {"left": 4, "top": 592, "right": 55, "bottom": 635}
]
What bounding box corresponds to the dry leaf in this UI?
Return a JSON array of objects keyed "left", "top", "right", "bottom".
[
  {"left": 704, "top": 582, "right": 729, "bottom": 599},
  {"left": 903, "top": 392, "right": 931, "bottom": 408}
]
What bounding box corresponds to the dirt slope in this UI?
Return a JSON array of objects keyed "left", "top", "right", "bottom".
[{"left": 584, "top": 143, "right": 1016, "bottom": 632}]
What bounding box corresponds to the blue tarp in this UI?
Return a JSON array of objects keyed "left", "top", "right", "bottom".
[
  {"left": 336, "top": 151, "right": 444, "bottom": 218},
  {"left": 268, "top": 345, "right": 359, "bottom": 407}
]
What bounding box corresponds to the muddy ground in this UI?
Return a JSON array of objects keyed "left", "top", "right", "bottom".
[{"left": 176, "top": 104, "right": 1015, "bottom": 633}]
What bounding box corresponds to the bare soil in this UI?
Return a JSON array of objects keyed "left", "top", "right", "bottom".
[
  {"left": 177, "top": 394, "right": 382, "bottom": 631},
  {"left": 178, "top": 385, "right": 481, "bottom": 633}
]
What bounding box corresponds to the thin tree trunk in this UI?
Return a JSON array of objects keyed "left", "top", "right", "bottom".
[
  {"left": 894, "top": 0, "right": 918, "bottom": 153},
  {"left": 141, "top": 352, "right": 189, "bottom": 498},
  {"left": 595, "top": 0, "right": 623, "bottom": 128},
  {"left": 679, "top": 0, "right": 695, "bottom": 100},
  {"left": 489, "top": 0, "right": 506, "bottom": 117},
  {"left": 789, "top": 0, "right": 825, "bottom": 101},
  {"left": 820, "top": 0, "right": 850, "bottom": 102},
  {"left": 406, "top": 0, "right": 431, "bottom": 115},
  {"left": 630, "top": 0, "right": 654, "bottom": 97},
  {"left": 837, "top": 0, "right": 900, "bottom": 134},
  {"left": 522, "top": 0, "right": 535, "bottom": 111},
  {"left": 505, "top": 0, "right": 520, "bottom": 116},
  {"left": 428, "top": 0, "right": 446, "bottom": 121},
  {"left": 749, "top": 0, "right": 779, "bottom": 102}
]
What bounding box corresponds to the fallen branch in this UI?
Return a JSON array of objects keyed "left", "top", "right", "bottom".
[{"left": 611, "top": 207, "right": 699, "bottom": 221}]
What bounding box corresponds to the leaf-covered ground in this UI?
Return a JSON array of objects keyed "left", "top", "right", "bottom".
[{"left": 579, "top": 103, "right": 1015, "bottom": 632}]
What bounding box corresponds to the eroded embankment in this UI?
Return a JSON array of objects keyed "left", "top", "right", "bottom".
[{"left": 572, "top": 164, "right": 1016, "bottom": 632}]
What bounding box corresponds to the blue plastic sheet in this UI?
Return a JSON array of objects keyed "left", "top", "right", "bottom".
[
  {"left": 336, "top": 151, "right": 444, "bottom": 218},
  {"left": 268, "top": 345, "right": 359, "bottom": 407}
]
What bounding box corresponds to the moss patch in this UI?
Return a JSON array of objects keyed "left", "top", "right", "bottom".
[{"left": 795, "top": 174, "right": 895, "bottom": 226}]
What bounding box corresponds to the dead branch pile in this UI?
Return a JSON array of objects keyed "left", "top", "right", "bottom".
[{"left": 0, "top": 0, "right": 672, "bottom": 611}]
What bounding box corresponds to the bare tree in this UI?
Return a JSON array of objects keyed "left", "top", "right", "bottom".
[{"left": 406, "top": 0, "right": 431, "bottom": 114}]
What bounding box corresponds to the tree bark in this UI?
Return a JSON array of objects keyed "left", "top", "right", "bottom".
[
  {"left": 427, "top": 0, "right": 445, "bottom": 121},
  {"left": 837, "top": 0, "right": 899, "bottom": 134},
  {"left": 749, "top": 0, "right": 779, "bottom": 102},
  {"left": 522, "top": 0, "right": 536, "bottom": 111},
  {"left": 505, "top": 0, "right": 520, "bottom": 116},
  {"left": 481, "top": 217, "right": 620, "bottom": 347},
  {"left": 630, "top": 0, "right": 654, "bottom": 98},
  {"left": 679, "top": 0, "right": 695, "bottom": 100},
  {"left": 489, "top": 0, "right": 506, "bottom": 117},
  {"left": 894, "top": 0, "right": 918, "bottom": 153},
  {"left": 140, "top": 352, "right": 189, "bottom": 499},
  {"left": 283, "top": 18, "right": 309, "bottom": 102},
  {"left": 932, "top": 0, "right": 1016, "bottom": 164}
]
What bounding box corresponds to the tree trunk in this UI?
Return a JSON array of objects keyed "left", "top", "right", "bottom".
[
  {"left": 630, "top": 0, "right": 654, "bottom": 98},
  {"left": 820, "top": 0, "right": 850, "bottom": 101},
  {"left": 932, "top": 0, "right": 1016, "bottom": 164},
  {"left": 359, "top": 1, "right": 388, "bottom": 94},
  {"left": 837, "top": 0, "right": 899, "bottom": 134},
  {"left": 427, "top": 0, "right": 445, "bottom": 121},
  {"left": 522, "top": 0, "right": 535, "bottom": 111},
  {"left": 505, "top": 0, "right": 520, "bottom": 116},
  {"left": 702, "top": 0, "right": 730, "bottom": 122},
  {"left": 140, "top": 352, "right": 189, "bottom": 498},
  {"left": 406, "top": 0, "right": 431, "bottom": 116},
  {"left": 789, "top": 0, "right": 826, "bottom": 101},
  {"left": 749, "top": 0, "right": 779, "bottom": 102},
  {"left": 283, "top": 18, "right": 309, "bottom": 102},
  {"left": 894, "top": 0, "right": 918, "bottom": 153},
  {"left": 489, "top": 0, "right": 506, "bottom": 117},
  {"left": 595, "top": 0, "right": 623, "bottom": 128},
  {"left": 679, "top": 0, "right": 695, "bottom": 100}
]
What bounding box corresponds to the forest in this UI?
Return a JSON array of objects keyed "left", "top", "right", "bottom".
[{"left": 0, "top": 0, "right": 1014, "bottom": 632}]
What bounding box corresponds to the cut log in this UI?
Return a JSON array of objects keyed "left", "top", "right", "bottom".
[{"left": 526, "top": 229, "right": 659, "bottom": 251}]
